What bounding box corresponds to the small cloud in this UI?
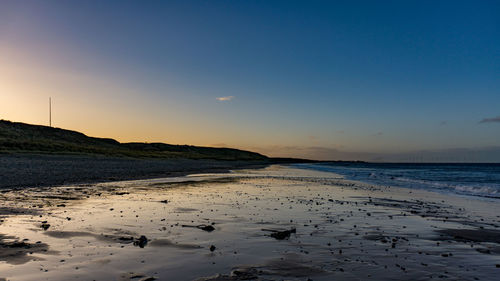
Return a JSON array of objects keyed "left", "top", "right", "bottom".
[
  {"left": 308, "top": 135, "right": 318, "bottom": 141},
  {"left": 479, "top": 116, "right": 500, "bottom": 124},
  {"left": 440, "top": 121, "right": 447, "bottom": 126},
  {"left": 216, "top": 96, "right": 234, "bottom": 101},
  {"left": 371, "top": 131, "right": 383, "bottom": 137}
]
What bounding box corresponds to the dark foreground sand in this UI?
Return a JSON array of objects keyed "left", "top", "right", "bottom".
[
  {"left": 0, "top": 165, "right": 499, "bottom": 280},
  {"left": 0, "top": 154, "right": 268, "bottom": 189}
]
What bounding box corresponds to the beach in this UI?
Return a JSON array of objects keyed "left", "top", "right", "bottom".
[
  {"left": 0, "top": 165, "right": 499, "bottom": 280},
  {"left": 3, "top": 1, "right": 498, "bottom": 280}
]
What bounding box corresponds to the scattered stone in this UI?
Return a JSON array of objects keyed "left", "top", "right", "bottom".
[
  {"left": 200, "top": 225, "right": 215, "bottom": 232},
  {"left": 133, "top": 236, "right": 148, "bottom": 248},
  {"left": 181, "top": 224, "right": 215, "bottom": 232},
  {"left": 477, "top": 248, "right": 491, "bottom": 254},
  {"left": 230, "top": 269, "right": 258, "bottom": 279},
  {"left": 262, "top": 228, "right": 296, "bottom": 240}
]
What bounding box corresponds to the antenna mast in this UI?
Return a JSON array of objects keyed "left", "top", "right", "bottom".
[{"left": 49, "top": 97, "right": 52, "bottom": 127}]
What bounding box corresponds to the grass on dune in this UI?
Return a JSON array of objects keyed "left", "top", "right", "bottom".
[{"left": 0, "top": 120, "right": 267, "bottom": 161}]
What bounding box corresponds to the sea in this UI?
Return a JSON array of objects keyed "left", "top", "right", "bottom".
[{"left": 293, "top": 162, "right": 500, "bottom": 199}]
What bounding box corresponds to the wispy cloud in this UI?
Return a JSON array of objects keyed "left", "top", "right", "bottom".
[
  {"left": 216, "top": 96, "right": 234, "bottom": 101},
  {"left": 479, "top": 116, "right": 500, "bottom": 124}
]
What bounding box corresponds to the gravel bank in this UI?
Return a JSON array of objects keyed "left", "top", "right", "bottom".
[{"left": 0, "top": 153, "right": 268, "bottom": 189}]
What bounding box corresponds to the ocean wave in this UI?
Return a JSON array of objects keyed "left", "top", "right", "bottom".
[
  {"left": 394, "top": 177, "right": 500, "bottom": 198},
  {"left": 293, "top": 163, "right": 500, "bottom": 199},
  {"left": 453, "top": 185, "right": 499, "bottom": 197}
]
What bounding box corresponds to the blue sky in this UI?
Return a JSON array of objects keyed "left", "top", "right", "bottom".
[{"left": 1, "top": 0, "right": 499, "bottom": 161}]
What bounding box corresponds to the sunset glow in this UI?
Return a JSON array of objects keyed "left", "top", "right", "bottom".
[{"left": 1, "top": 1, "right": 499, "bottom": 161}]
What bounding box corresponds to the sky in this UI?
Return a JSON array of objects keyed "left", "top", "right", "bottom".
[{"left": 1, "top": 0, "right": 499, "bottom": 161}]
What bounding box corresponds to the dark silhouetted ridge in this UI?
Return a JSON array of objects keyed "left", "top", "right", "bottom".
[{"left": 0, "top": 120, "right": 267, "bottom": 161}]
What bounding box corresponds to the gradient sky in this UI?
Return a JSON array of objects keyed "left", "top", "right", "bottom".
[{"left": 1, "top": 0, "right": 499, "bottom": 161}]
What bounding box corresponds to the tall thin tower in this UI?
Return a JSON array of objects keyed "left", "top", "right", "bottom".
[{"left": 49, "top": 97, "right": 52, "bottom": 127}]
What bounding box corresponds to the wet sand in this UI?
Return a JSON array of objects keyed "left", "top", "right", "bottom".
[{"left": 0, "top": 165, "right": 499, "bottom": 280}]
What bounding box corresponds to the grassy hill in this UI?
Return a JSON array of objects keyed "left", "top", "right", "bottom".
[{"left": 0, "top": 120, "right": 267, "bottom": 161}]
